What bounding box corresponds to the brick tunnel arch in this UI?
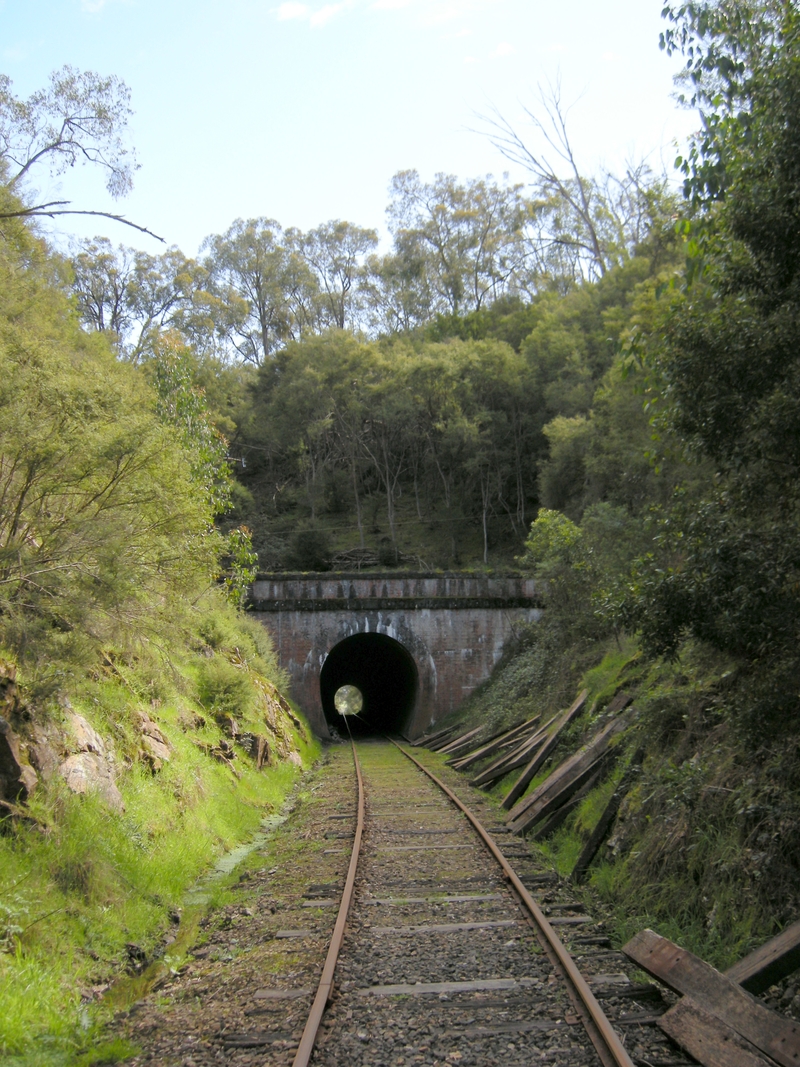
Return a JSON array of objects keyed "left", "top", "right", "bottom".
[{"left": 319, "top": 633, "right": 419, "bottom": 736}]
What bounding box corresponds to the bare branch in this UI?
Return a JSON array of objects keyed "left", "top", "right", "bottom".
[{"left": 0, "top": 201, "right": 165, "bottom": 242}]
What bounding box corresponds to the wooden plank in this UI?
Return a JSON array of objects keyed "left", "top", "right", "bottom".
[
  {"left": 505, "top": 706, "right": 628, "bottom": 822},
  {"left": 446, "top": 726, "right": 512, "bottom": 765},
  {"left": 571, "top": 748, "right": 643, "bottom": 883},
  {"left": 658, "top": 997, "right": 777, "bottom": 1067},
  {"left": 531, "top": 767, "right": 605, "bottom": 841},
  {"left": 449, "top": 717, "right": 539, "bottom": 769},
  {"left": 570, "top": 782, "right": 624, "bottom": 883},
  {"left": 358, "top": 977, "right": 539, "bottom": 997},
  {"left": 621, "top": 929, "right": 800, "bottom": 1067},
  {"left": 436, "top": 726, "right": 484, "bottom": 755},
  {"left": 510, "top": 752, "right": 614, "bottom": 836},
  {"left": 604, "top": 690, "right": 634, "bottom": 715},
  {"left": 372, "top": 920, "right": 518, "bottom": 935},
  {"left": 411, "top": 726, "right": 453, "bottom": 748},
  {"left": 427, "top": 729, "right": 461, "bottom": 751},
  {"left": 725, "top": 919, "right": 800, "bottom": 994},
  {"left": 500, "top": 689, "right": 589, "bottom": 811},
  {"left": 533, "top": 772, "right": 601, "bottom": 836},
  {"left": 507, "top": 712, "right": 629, "bottom": 824},
  {"left": 468, "top": 730, "right": 546, "bottom": 788}
]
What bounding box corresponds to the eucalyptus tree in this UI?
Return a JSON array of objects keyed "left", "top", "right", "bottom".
[
  {"left": 298, "top": 220, "right": 379, "bottom": 331},
  {"left": 386, "top": 170, "right": 529, "bottom": 315},
  {"left": 203, "top": 218, "right": 319, "bottom": 366},
  {"left": 71, "top": 237, "right": 136, "bottom": 341},
  {"left": 0, "top": 65, "right": 161, "bottom": 240},
  {"left": 362, "top": 239, "right": 436, "bottom": 336},
  {"left": 70, "top": 239, "right": 220, "bottom": 361},
  {"left": 481, "top": 84, "right": 673, "bottom": 287}
]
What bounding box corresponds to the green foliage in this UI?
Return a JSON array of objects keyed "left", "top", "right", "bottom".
[
  {"left": 619, "top": 2, "right": 800, "bottom": 718},
  {"left": 0, "top": 65, "right": 137, "bottom": 200},
  {"left": 196, "top": 655, "right": 255, "bottom": 718},
  {"left": 221, "top": 526, "right": 258, "bottom": 608},
  {"left": 0, "top": 599, "right": 315, "bottom": 1061},
  {"left": 0, "top": 229, "right": 223, "bottom": 679},
  {"left": 147, "top": 332, "right": 232, "bottom": 517},
  {"left": 287, "top": 526, "right": 332, "bottom": 572}
]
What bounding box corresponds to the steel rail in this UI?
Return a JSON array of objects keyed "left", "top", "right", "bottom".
[
  {"left": 292, "top": 738, "right": 365, "bottom": 1067},
  {"left": 393, "top": 738, "right": 636, "bottom": 1067}
]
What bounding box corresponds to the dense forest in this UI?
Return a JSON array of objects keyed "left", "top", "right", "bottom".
[
  {"left": 62, "top": 126, "right": 679, "bottom": 570},
  {"left": 2, "top": 0, "right": 800, "bottom": 1059}
]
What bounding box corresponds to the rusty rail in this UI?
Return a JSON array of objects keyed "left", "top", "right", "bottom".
[
  {"left": 292, "top": 738, "right": 365, "bottom": 1067},
  {"left": 393, "top": 739, "right": 636, "bottom": 1067}
]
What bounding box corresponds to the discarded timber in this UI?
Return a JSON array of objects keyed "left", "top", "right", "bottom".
[
  {"left": 468, "top": 728, "right": 547, "bottom": 788},
  {"left": 603, "top": 690, "right": 634, "bottom": 715},
  {"left": 446, "top": 726, "right": 514, "bottom": 766},
  {"left": 436, "top": 726, "right": 484, "bottom": 755},
  {"left": 570, "top": 782, "right": 624, "bottom": 883},
  {"left": 411, "top": 726, "right": 453, "bottom": 748},
  {"left": 621, "top": 928, "right": 800, "bottom": 1067},
  {"left": 570, "top": 748, "right": 644, "bottom": 883},
  {"left": 500, "top": 690, "right": 589, "bottom": 811},
  {"left": 506, "top": 706, "right": 630, "bottom": 825},
  {"left": 725, "top": 918, "right": 800, "bottom": 994},
  {"left": 531, "top": 767, "right": 605, "bottom": 841},
  {"left": 511, "top": 752, "right": 615, "bottom": 837},
  {"left": 449, "top": 717, "right": 539, "bottom": 770},
  {"left": 428, "top": 730, "right": 462, "bottom": 751},
  {"left": 658, "top": 997, "right": 777, "bottom": 1067}
]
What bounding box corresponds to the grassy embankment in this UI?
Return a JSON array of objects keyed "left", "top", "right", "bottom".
[
  {"left": 441, "top": 623, "right": 800, "bottom": 971},
  {"left": 0, "top": 596, "right": 319, "bottom": 1067}
]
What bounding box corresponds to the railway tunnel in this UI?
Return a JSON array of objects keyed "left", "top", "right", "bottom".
[
  {"left": 319, "top": 633, "right": 419, "bottom": 736},
  {"left": 249, "top": 572, "right": 542, "bottom": 738}
]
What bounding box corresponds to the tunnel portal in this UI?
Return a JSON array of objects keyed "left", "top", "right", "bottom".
[{"left": 319, "top": 633, "right": 419, "bottom": 736}]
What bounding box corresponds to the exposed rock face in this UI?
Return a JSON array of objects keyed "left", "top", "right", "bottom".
[
  {"left": 238, "top": 732, "right": 270, "bottom": 769},
  {"left": 0, "top": 716, "right": 37, "bottom": 803},
  {"left": 67, "top": 712, "right": 106, "bottom": 755},
  {"left": 0, "top": 661, "right": 19, "bottom": 716},
  {"left": 59, "top": 752, "right": 124, "bottom": 812},
  {"left": 59, "top": 712, "right": 124, "bottom": 811},
  {"left": 136, "top": 711, "right": 172, "bottom": 770},
  {"left": 27, "top": 731, "right": 60, "bottom": 781}
]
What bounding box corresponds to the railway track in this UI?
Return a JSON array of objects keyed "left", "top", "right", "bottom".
[
  {"left": 119, "top": 737, "right": 695, "bottom": 1067},
  {"left": 294, "top": 738, "right": 688, "bottom": 1067}
]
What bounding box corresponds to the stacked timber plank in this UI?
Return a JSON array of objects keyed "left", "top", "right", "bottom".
[
  {"left": 505, "top": 707, "right": 633, "bottom": 835},
  {"left": 432, "top": 687, "right": 641, "bottom": 883},
  {"left": 409, "top": 726, "right": 455, "bottom": 749},
  {"left": 623, "top": 928, "right": 800, "bottom": 1067}
]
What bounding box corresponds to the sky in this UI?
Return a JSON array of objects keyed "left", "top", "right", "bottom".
[{"left": 1, "top": 0, "right": 699, "bottom": 257}]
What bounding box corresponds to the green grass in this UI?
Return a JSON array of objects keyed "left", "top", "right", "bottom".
[{"left": 0, "top": 600, "right": 319, "bottom": 1065}]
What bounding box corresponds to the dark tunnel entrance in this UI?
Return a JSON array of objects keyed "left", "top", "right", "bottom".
[{"left": 319, "top": 633, "right": 419, "bottom": 737}]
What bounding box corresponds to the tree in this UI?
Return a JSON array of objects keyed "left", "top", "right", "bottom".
[
  {"left": 0, "top": 221, "right": 220, "bottom": 670},
  {"left": 203, "top": 218, "right": 319, "bottom": 366},
  {"left": 621, "top": 1, "right": 800, "bottom": 697},
  {"left": 0, "top": 65, "right": 136, "bottom": 197},
  {"left": 299, "top": 220, "right": 378, "bottom": 330},
  {"left": 70, "top": 238, "right": 222, "bottom": 362},
  {"left": 386, "top": 170, "right": 529, "bottom": 315},
  {"left": 480, "top": 83, "right": 673, "bottom": 286},
  {"left": 0, "top": 66, "right": 160, "bottom": 240},
  {"left": 70, "top": 236, "right": 136, "bottom": 340}
]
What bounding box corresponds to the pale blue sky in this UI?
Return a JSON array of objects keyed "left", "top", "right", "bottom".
[{"left": 1, "top": 0, "right": 697, "bottom": 255}]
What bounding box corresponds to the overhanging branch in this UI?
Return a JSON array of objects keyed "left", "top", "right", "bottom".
[{"left": 0, "top": 200, "right": 165, "bottom": 242}]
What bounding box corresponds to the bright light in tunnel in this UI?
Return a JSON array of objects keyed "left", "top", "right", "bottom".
[{"left": 334, "top": 685, "right": 363, "bottom": 717}]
